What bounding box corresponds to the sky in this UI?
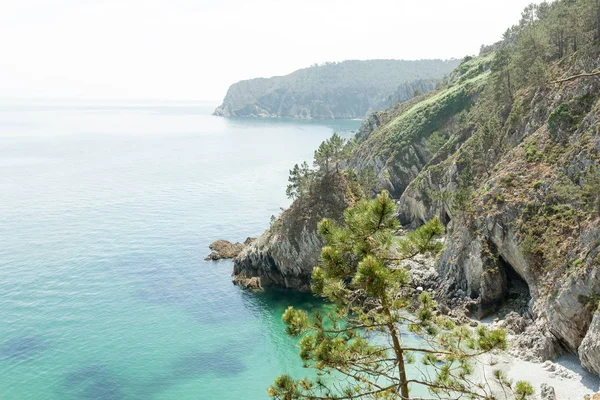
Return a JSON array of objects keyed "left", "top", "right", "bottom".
[{"left": 0, "top": 0, "right": 542, "bottom": 101}]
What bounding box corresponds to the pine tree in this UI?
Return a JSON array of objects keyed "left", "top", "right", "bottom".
[
  {"left": 492, "top": 45, "right": 514, "bottom": 102},
  {"left": 314, "top": 141, "right": 332, "bottom": 173},
  {"left": 597, "top": 0, "right": 600, "bottom": 39},
  {"left": 269, "top": 192, "right": 527, "bottom": 400},
  {"left": 314, "top": 133, "right": 347, "bottom": 174},
  {"left": 328, "top": 133, "right": 347, "bottom": 173},
  {"left": 286, "top": 162, "right": 314, "bottom": 200}
]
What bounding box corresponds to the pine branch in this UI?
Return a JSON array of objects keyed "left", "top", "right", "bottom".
[
  {"left": 299, "top": 383, "right": 400, "bottom": 400},
  {"left": 550, "top": 70, "right": 600, "bottom": 84},
  {"left": 406, "top": 378, "right": 490, "bottom": 399},
  {"left": 322, "top": 322, "right": 388, "bottom": 334}
]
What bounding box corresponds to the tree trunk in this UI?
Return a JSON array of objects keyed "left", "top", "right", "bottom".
[
  {"left": 597, "top": 0, "right": 600, "bottom": 40},
  {"left": 507, "top": 70, "right": 513, "bottom": 101},
  {"left": 559, "top": 31, "right": 563, "bottom": 58},
  {"left": 388, "top": 322, "right": 409, "bottom": 399},
  {"left": 384, "top": 304, "right": 409, "bottom": 399}
]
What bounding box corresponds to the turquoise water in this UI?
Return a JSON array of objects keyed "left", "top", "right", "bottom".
[{"left": 0, "top": 101, "right": 360, "bottom": 400}]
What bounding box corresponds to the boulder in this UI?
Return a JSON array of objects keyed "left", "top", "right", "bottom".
[{"left": 539, "top": 383, "right": 556, "bottom": 400}]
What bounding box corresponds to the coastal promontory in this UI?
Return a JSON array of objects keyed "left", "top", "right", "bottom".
[{"left": 214, "top": 59, "right": 460, "bottom": 119}]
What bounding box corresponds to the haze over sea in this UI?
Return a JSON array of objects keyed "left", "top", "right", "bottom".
[{"left": 0, "top": 100, "right": 360, "bottom": 400}]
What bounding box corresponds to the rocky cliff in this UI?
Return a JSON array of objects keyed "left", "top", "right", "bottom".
[
  {"left": 395, "top": 63, "right": 600, "bottom": 372},
  {"left": 233, "top": 0, "right": 600, "bottom": 375},
  {"left": 214, "top": 60, "right": 460, "bottom": 119}
]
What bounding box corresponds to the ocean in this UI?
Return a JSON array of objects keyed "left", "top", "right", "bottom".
[{"left": 0, "top": 100, "right": 360, "bottom": 400}]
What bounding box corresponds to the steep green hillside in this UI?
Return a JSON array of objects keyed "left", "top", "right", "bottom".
[
  {"left": 214, "top": 59, "right": 460, "bottom": 119},
  {"left": 351, "top": 54, "right": 494, "bottom": 196}
]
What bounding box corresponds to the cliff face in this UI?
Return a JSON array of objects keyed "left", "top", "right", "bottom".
[
  {"left": 350, "top": 55, "right": 491, "bottom": 197},
  {"left": 214, "top": 60, "right": 460, "bottom": 119},
  {"left": 394, "top": 56, "right": 600, "bottom": 372}
]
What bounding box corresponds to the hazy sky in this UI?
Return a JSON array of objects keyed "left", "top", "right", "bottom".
[{"left": 0, "top": 0, "right": 540, "bottom": 101}]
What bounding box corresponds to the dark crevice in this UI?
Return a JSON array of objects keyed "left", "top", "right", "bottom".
[
  {"left": 441, "top": 210, "right": 451, "bottom": 225},
  {"left": 498, "top": 255, "right": 531, "bottom": 316}
]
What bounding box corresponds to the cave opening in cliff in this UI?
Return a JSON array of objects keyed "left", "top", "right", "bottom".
[
  {"left": 441, "top": 209, "right": 451, "bottom": 225},
  {"left": 499, "top": 255, "right": 531, "bottom": 313}
]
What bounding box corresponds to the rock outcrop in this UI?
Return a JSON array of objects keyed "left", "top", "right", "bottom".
[
  {"left": 233, "top": 173, "right": 362, "bottom": 291},
  {"left": 205, "top": 238, "right": 254, "bottom": 261},
  {"left": 214, "top": 59, "right": 460, "bottom": 119},
  {"left": 349, "top": 55, "right": 487, "bottom": 198}
]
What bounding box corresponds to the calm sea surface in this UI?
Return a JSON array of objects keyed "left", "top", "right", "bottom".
[{"left": 0, "top": 100, "right": 360, "bottom": 400}]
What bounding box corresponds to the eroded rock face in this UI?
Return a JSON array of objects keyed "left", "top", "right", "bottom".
[
  {"left": 546, "top": 266, "right": 600, "bottom": 354},
  {"left": 233, "top": 228, "right": 322, "bottom": 291}
]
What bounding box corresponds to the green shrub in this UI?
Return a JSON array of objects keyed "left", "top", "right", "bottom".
[
  {"left": 515, "top": 381, "right": 535, "bottom": 399},
  {"left": 526, "top": 146, "right": 541, "bottom": 162},
  {"left": 548, "top": 103, "right": 576, "bottom": 137},
  {"left": 501, "top": 175, "right": 514, "bottom": 185}
]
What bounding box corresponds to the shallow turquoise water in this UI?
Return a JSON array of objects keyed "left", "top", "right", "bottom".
[{"left": 0, "top": 101, "right": 360, "bottom": 400}]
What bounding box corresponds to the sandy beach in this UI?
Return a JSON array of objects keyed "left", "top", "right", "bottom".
[{"left": 472, "top": 351, "right": 600, "bottom": 399}]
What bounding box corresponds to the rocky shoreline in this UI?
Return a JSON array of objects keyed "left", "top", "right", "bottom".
[
  {"left": 209, "top": 233, "right": 600, "bottom": 398},
  {"left": 398, "top": 250, "right": 600, "bottom": 399}
]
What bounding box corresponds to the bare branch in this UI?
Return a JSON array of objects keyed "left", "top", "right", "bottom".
[{"left": 550, "top": 70, "right": 600, "bottom": 84}]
